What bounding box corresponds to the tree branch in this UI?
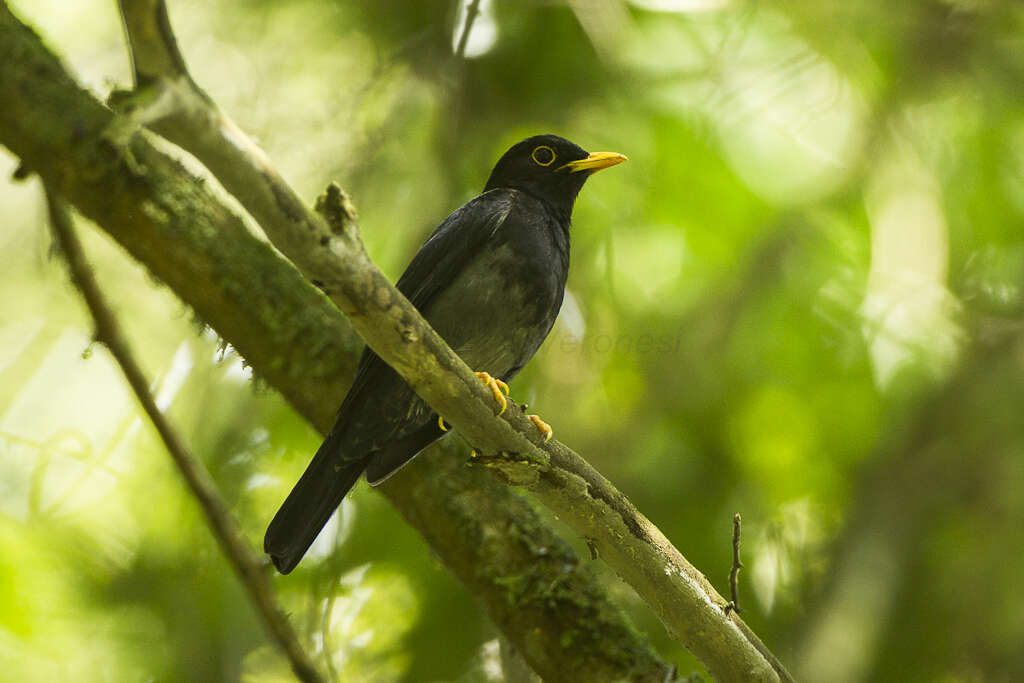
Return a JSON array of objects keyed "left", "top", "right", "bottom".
[
  {"left": 113, "top": 2, "right": 790, "bottom": 679},
  {"left": 1, "top": 3, "right": 792, "bottom": 679},
  {"left": 729, "top": 513, "right": 744, "bottom": 614},
  {"left": 453, "top": 0, "right": 482, "bottom": 60},
  {"left": 0, "top": 7, "right": 669, "bottom": 681},
  {"left": 43, "top": 186, "right": 327, "bottom": 683}
]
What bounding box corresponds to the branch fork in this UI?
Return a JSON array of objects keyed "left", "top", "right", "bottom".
[
  {"left": 111, "top": 2, "right": 790, "bottom": 679},
  {"left": 0, "top": 2, "right": 792, "bottom": 680}
]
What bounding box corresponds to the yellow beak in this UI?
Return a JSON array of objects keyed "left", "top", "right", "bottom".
[{"left": 558, "top": 151, "right": 628, "bottom": 173}]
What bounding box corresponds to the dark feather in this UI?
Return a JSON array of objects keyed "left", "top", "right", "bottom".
[{"left": 264, "top": 427, "right": 369, "bottom": 574}]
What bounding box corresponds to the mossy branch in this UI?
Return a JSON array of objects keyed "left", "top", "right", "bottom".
[
  {"left": 0, "top": 3, "right": 792, "bottom": 680},
  {"left": 0, "top": 6, "right": 670, "bottom": 681},
  {"left": 114, "top": 2, "right": 790, "bottom": 678}
]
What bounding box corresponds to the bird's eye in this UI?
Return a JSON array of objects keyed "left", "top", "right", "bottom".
[{"left": 531, "top": 145, "right": 556, "bottom": 167}]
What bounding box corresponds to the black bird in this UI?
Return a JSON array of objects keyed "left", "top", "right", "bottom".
[{"left": 265, "top": 134, "right": 626, "bottom": 573}]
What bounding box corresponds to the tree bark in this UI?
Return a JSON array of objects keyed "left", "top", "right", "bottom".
[
  {"left": 0, "top": 4, "right": 791, "bottom": 680},
  {"left": 0, "top": 7, "right": 671, "bottom": 681}
]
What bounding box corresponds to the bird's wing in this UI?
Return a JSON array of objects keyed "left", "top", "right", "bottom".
[
  {"left": 330, "top": 188, "right": 518, "bottom": 433},
  {"left": 396, "top": 188, "right": 515, "bottom": 309}
]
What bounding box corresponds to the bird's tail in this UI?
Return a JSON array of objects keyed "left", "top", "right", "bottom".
[{"left": 264, "top": 430, "right": 370, "bottom": 574}]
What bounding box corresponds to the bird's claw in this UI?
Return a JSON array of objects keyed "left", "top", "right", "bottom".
[
  {"left": 475, "top": 371, "right": 509, "bottom": 415},
  {"left": 528, "top": 414, "right": 553, "bottom": 442},
  {"left": 438, "top": 415, "right": 449, "bottom": 432}
]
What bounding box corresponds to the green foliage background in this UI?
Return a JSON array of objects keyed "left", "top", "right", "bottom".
[{"left": 2, "top": 0, "right": 1023, "bottom": 680}]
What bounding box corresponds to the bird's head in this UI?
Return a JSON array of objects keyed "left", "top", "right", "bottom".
[{"left": 484, "top": 134, "right": 627, "bottom": 216}]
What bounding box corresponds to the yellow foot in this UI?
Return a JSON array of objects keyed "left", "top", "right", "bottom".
[
  {"left": 529, "top": 414, "right": 554, "bottom": 442},
  {"left": 475, "top": 371, "right": 509, "bottom": 415},
  {"left": 438, "top": 415, "right": 449, "bottom": 432}
]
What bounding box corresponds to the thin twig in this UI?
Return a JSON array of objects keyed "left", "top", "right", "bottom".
[
  {"left": 454, "top": 0, "right": 482, "bottom": 60},
  {"left": 727, "top": 513, "right": 744, "bottom": 615},
  {"left": 43, "top": 186, "right": 326, "bottom": 683}
]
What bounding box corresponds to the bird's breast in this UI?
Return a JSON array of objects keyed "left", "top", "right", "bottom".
[{"left": 425, "top": 228, "right": 566, "bottom": 379}]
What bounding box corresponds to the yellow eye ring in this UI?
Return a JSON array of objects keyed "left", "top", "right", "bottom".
[{"left": 531, "top": 145, "right": 556, "bottom": 167}]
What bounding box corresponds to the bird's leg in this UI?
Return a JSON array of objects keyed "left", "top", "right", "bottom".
[
  {"left": 528, "top": 414, "right": 554, "bottom": 442},
  {"left": 474, "top": 371, "right": 509, "bottom": 415},
  {"left": 460, "top": 373, "right": 550, "bottom": 441},
  {"left": 440, "top": 369, "right": 509, "bottom": 430}
]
